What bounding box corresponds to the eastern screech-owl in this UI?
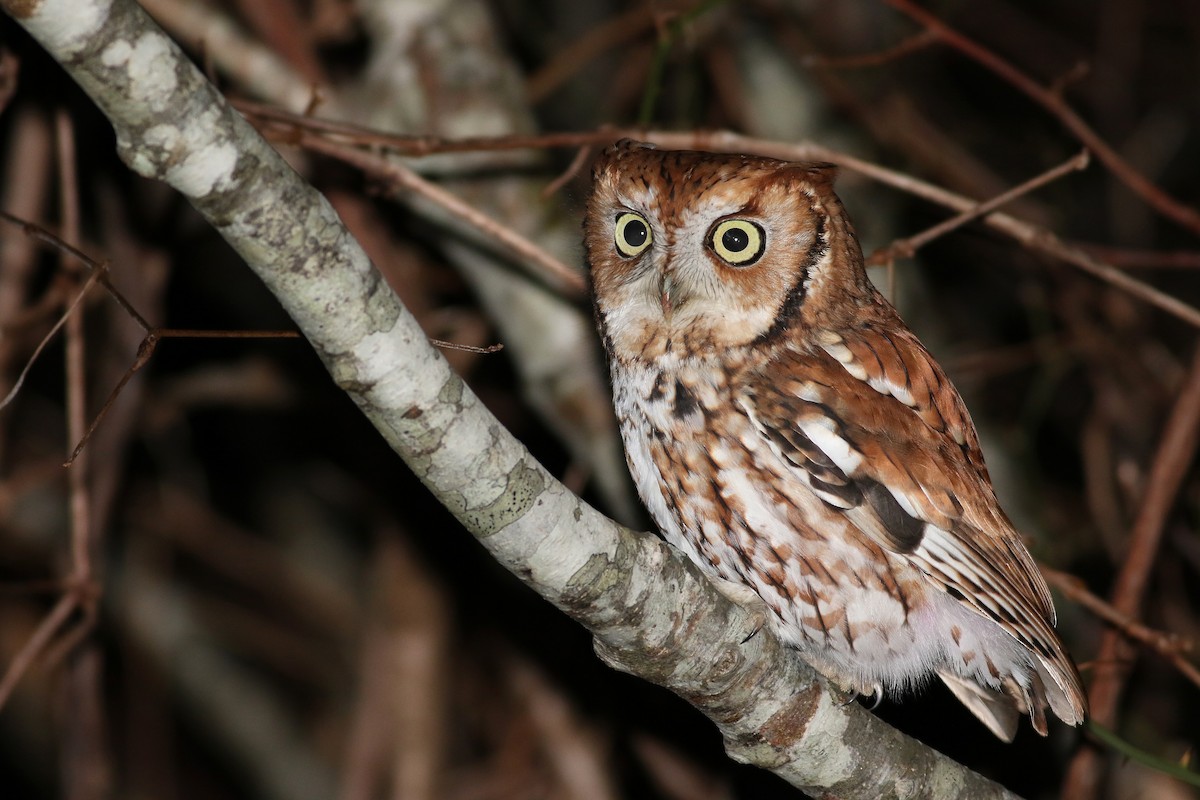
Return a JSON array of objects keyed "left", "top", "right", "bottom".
[{"left": 584, "top": 139, "right": 1086, "bottom": 741}]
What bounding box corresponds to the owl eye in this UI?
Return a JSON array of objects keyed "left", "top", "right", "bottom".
[
  {"left": 614, "top": 212, "right": 652, "bottom": 258},
  {"left": 710, "top": 219, "right": 765, "bottom": 266}
]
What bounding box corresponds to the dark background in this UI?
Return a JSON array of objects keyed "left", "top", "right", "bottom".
[{"left": 1, "top": 1, "right": 1197, "bottom": 798}]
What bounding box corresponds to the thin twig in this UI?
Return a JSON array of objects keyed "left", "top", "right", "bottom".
[
  {"left": 298, "top": 134, "right": 587, "bottom": 295},
  {"left": 0, "top": 210, "right": 152, "bottom": 329},
  {"left": 1041, "top": 567, "right": 1200, "bottom": 690},
  {"left": 867, "top": 150, "right": 1089, "bottom": 265},
  {"left": 880, "top": 0, "right": 1200, "bottom": 237},
  {"left": 63, "top": 327, "right": 302, "bottom": 466},
  {"left": 1063, "top": 345, "right": 1200, "bottom": 798},
  {"left": 0, "top": 266, "right": 105, "bottom": 411},
  {"left": 542, "top": 144, "right": 595, "bottom": 200},
  {"left": 235, "top": 99, "right": 622, "bottom": 156},
  {"left": 0, "top": 592, "right": 78, "bottom": 709},
  {"left": 1076, "top": 244, "right": 1200, "bottom": 270},
  {"left": 803, "top": 29, "right": 939, "bottom": 70},
  {"left": 429, "top": 338, "right": 503, "bottom": 355},
  {"left": 59, "top": 109, "right": 90, "bottom": 573},
  {"left": 526, "top": 6, "right": 656, "bottom": 103}
]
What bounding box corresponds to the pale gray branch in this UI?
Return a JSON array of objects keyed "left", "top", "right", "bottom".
[{"left": 1, "top": 0, "right": 1017, "bottom": 797}]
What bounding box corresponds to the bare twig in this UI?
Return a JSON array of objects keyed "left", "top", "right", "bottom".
[
  {"left": 542, "top": 145, "right": 595, "bottom": 200},
  {"left": 0, "top": 210, "right": 152, "bottom": 329},
  {"left": 63, "top": 327, "right": 300, "bottom": 466},
  {"left": 867, "top": 150, "right": 1090, "bottom": 265},
  {"left": 235, "top": 100, "right": 619, "bottom": 156},
  {"left": 0, "top": 265, "right": 105, "bottom": 412},
  {"left": 429, "top": 338, "right": 503, "bottom": 354},
  {"left": 1041, "top": 567, "right": 1199, "bottom": 689},
  {"left": 526, "top": 6, "right": 656, "bottom": 103},
  {"left": 298, "top": 134, "right": 587, "bottom": 296},
  {"left": 1075, "top": 244, "right": 1200, "bottom": 271},
  {"left": 880, "top": 0, "right": 1200, "bottom": 237},
  {"left": 0, "top": 592, "right": 79, "bottom": 709},
  {"left": 803, "top": 29, "right": 939, "bottom": 70},
  {"left": 1063, "top": 345, "right": 1200, "bottom": 798}
]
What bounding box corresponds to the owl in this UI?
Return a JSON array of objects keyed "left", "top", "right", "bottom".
[{"left": 583, "top": 139, "right": 1087, "bottom": 741}]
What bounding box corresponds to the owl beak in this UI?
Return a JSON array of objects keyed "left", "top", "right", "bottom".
[{"left": 659, "top": 271, "right": 675, "bottom": 319}]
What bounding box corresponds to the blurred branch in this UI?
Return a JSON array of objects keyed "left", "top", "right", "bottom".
[
  {"left": 1063, "top": 345, "right": 1200, "bottom": 799},
  {"left": 881, "top": 0, "right": 1200, "bottom": 237},
  {"left": 1084, "top": 721, "right": 1200, "bottom": 789},
  {"left": 866, "top": 149, "right": 1089, "bottom": 266},
  {"left": 1041, "top": 567, "right": 1199, "bottom": 690},
  {"left": 120, "top": 558, "right": 337, "bottom": 800},
  {"left": 0, "top": 0, "right": 1020, "bottom": 796},
  {"left": 140, "top": 0, "right": 325, "bottom": 113},
  {"left": 637, "top": 0, "right": 727, "bottom": 124},
  {"left": 298, "top": 134, "right": 585, "bottom": 295}
]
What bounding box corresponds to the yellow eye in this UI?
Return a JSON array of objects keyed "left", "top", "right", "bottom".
[
  {"left": 614, "top": 212, "right": 652, "bottom": 258},
  {"left": 710, "top": 219, "right": 765, "bottom": 265}
]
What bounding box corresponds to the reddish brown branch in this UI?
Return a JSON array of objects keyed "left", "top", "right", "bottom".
[
  {"left": 1063, "top": 345, "right": 1200, "bottom": 798},
  {"left": 1041, "top": 567, "right": 1199, "bottom": 690},
  {"left": 866, "top": 150, "right": 1089, "bottom": 266},
  {"left": 1076, "top": 244, "right": 1200, "bottom": 271},
  {"left": 880, "top": 0, "right": 1200, "bottom": 237},
  {"left": 297, "top": 134, "right": 588, "bottom": 296},
  {"left": 804, "top": 29, "right": 939, "bottom": 70},
  {"left": 0, "top": 592, "right": 80, "bottom": 709},
  {"left": 525, "top": 6, "right": 656, "bottom": 103}
]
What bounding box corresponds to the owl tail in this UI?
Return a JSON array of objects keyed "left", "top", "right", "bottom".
[
  {"left": 937, "top": 671, "right": 1022, "bottom": 742},
  {"left": 938, "top": 660, "right": 1088, "bottom": 742}
]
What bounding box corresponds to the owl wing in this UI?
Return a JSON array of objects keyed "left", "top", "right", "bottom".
[{"left": 737, "top": 323, "right": 1085, "bottom": 726}]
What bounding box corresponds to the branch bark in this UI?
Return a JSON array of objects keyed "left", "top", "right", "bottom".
[{"left": 1, "top": 0, "right": 1018, "bottom": 796}]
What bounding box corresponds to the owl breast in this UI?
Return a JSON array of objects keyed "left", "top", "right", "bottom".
[{"left": 610, "top": 352, "right": 968, "bottom": 697}]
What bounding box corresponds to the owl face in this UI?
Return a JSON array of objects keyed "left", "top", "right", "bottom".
[{"left": 585, "top": 141, "right": 868, "bottom": 360}]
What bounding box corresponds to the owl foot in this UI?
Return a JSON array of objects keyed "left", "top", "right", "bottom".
[
  {"left": 706, "top": 574, "right": 770, "bottom": 643},
  {"left": 836, "top": 683, "right": 884, "bottom": 710}
]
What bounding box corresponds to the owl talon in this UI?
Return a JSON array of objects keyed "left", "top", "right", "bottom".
[
  {"left": 707, "top": 574, "right": 770, "bottom": 642},
  {"left": 740, "top": 624, "right": 762, "bottom": 645},
  {"left": 836, "top": 684, "right": 883, "bottom": 710}
]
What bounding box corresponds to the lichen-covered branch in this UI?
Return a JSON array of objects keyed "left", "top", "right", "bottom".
[{"left": 1, "top": 0, "right": 1016, "bottom": 796}]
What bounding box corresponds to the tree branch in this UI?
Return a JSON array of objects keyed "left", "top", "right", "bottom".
[{"left": 1, "top": 0, "right": 1018, "bottom": 796}]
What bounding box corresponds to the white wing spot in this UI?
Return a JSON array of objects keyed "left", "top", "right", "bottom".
[
  {"left": 820, "top": 342, "right": 868, "bottom": 381},
  {"left": 799, "top": 418, "right": 863, "bottom": 474}
]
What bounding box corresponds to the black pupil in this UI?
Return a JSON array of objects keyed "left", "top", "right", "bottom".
[
  {"left": 722, "top": 227, "right": 749, "bottom": 252},
  {"left": 624, "top": 219, "right": 647, "bottom": 247}
]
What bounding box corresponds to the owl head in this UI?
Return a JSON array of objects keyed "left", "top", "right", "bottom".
[{"left": 585, "top": 140, "right": 873, "bottom": 360}]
